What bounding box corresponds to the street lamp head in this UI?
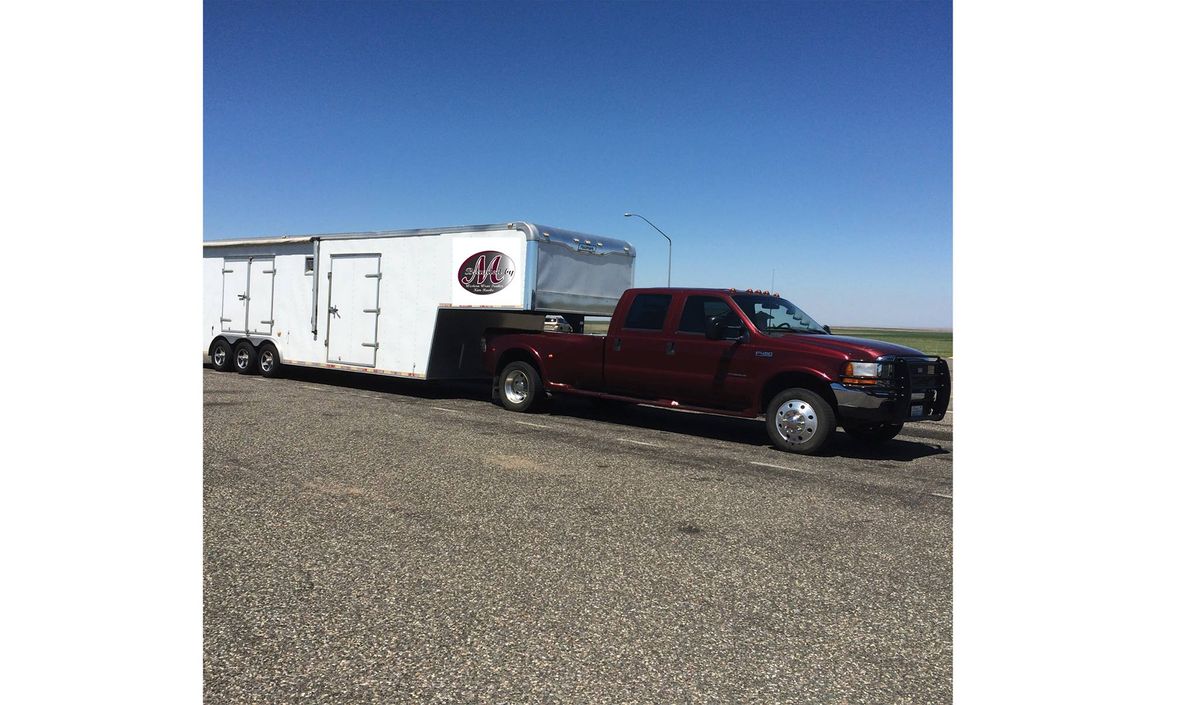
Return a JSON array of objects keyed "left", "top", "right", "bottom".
[{"left": 623, "top": 212, "right": 634, "bottom": 217}]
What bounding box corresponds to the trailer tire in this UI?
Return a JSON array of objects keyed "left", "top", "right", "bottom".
[
  {"left": 211, "top": 339, "right": 235, "bottom": 372},
  {"left": 257, "top": 343, "right": 283, "bottom": 378},
  {"left": 498, "top": 361, "right": 544, "bottom": 412},
  {"left": 233, "top": 341, "right": 257, "bottom": 375},
  {"left": 766, "top": 387, "right": 834, "bottom": 454},
  {"left": 844, "top": 422, "right": 904, "bottom": 444}
]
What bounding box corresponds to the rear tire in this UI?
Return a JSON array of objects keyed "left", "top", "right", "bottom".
[
  {"left": 766, "top": 388, "right": 835, "bottom": 454},
  {"left": 211, "top": 339, "right": 235, "bottom": 372},
  {"left": 234, "top": 341, "right": 257, "bottom": 375},
  {"left": 497, "top": 361, "right": 544, "bottom": 412},
  {"left": 257, "top": 343, "right": 283, "bottom": 378},
  {"left": 844, "top": 422, "right": 904, "bottom": 444}
]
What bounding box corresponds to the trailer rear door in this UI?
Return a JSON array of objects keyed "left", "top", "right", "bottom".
[
  {"left": 326, "top": 254, "right": 381, "bottom": 367},
  {"left": 220, "top": 258, "right": 250, "bottom": 333},
  {"left": 247, "top": 258, "right": 276, "bottom": 335}
]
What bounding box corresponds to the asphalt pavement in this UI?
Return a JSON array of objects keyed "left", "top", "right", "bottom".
[{"left": 204, "top": 365, "right": 952, "bottom": 704}]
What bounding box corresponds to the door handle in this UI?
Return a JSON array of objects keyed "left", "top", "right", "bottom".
[
  {"left": 665, "top": 341, "right": 675, "bottom": 356},
  {"left": 614, "top": 337, "right": 622, "bottom": 352}
]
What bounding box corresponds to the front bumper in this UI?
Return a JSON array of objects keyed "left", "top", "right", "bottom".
[{"left": 832, "top": 357, "right": 951, "bottom": 424}]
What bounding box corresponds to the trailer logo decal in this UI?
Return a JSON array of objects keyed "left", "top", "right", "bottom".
[{"left": 458, "top": 251, "right": 516, "bottom": 294}]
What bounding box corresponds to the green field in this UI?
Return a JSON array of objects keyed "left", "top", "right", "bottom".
[
  {"left": 584, "top": 320, "right": 951, "bottom": 357},
  {"left": 831, "top": 328, "right": 952, "bottom": 358}
]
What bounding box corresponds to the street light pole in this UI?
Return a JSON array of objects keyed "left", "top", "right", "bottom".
[{"left": 623, "top": 212, "right": 672, "bottom": 287}]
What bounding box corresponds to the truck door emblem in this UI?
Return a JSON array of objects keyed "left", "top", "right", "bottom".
[
  {"left": 755, "top": 351, "right": 774, "bottom": 358},
  {"left": 458, "top": 250, "right": 516, "bottom": 294}
]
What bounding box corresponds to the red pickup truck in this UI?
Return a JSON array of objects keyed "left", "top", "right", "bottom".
[{"left": 484, "top": 288, "right": 950, "bottom": 454}]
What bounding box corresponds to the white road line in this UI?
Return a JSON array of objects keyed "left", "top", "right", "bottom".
[
  {"left": 430, "top": 406, "right": 461, "bottom": 414},
  {"left": 615, "top": 438, "right": 661, "bottom": 447},
  {"left": 300, "top": 385, "right": 325, "bottom": 391},
  {"left": 351, "top": 393, "right": 383, "bottom": 400},
  {"left": 513, "top": 420, "right": 552, "bottom": 429},
  {"left": 928, "top": 493, "right": 953, "bottom": 499},
  {"left": 750, "top": 461, "right": 821, "bottom": 475}
]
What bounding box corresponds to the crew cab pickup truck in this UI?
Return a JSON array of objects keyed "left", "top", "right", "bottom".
[{"left": 484, "top": 288, "right": 950, "bottom": 454}]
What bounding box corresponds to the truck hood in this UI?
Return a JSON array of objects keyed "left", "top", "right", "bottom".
[{"left": 768, "top": 334, "right": 930, "bottom": 360}]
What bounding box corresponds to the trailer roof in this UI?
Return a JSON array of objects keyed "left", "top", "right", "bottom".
[{"left": 202, "top": 221, "right": 636, "bottom": 256}]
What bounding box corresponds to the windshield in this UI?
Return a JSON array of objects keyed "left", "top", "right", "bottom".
[{"left": 732, "top": 295, "right": 827, "bottom": 335}]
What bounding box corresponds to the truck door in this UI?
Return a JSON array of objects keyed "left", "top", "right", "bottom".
[
  {"left": 247, "top": 257, "right": 276, "bottom": 335},
  {"left": 604, "top": 292, "right": 677, "bottom": 399},
  {"left": 326, "top": 254, "right": 381, "bottom": 367},
  {"left": 220, "top": 258, "right": 250, "bottom": 333},
  {"left": 668, "top": 294, "right": 756, "bottom": 410}
]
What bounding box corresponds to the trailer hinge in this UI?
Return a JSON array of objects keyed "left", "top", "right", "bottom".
[
  {"left": 222, "top": 269, "right": 233, "bottom": 274},
  {"left": 260, "top": 319, "right": 274, "bottom": 325},
  {"left": 365, "top": 273, "right": 381, "bottom": 279},
  {"left": 361, "top": 342, "right": 379, "bottom": 349},
  {"left": 220, "top": 318, "right": 231, "bottom": 322},
  {"left": 262, "top": 269, "right": 276, "bottom": 274},
  {"left": 363, "top": 308, "right": 380, "bottom": 314}
]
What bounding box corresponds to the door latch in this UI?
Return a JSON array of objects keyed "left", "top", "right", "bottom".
[
  {"left": 329, "top": 305, "right": 340, "bottom": 318},
  {"left": 237, "top": 293, "right": 248, "bottom": 301}
]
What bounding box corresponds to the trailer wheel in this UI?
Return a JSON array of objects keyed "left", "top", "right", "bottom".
[
  {"left": 257, "top": 343, "right": 283, "bottom": 378},
  {"left": 498, "top": 361, "right": 544, "bottom": 412},
  {"left": 844, "top": 422, "right": 904, "bottom": 444},
  {"left": 766, "top": 388, "right": 834, "bottom": 454},
  {"left": 233, "top": 341, "right": 257, "bottom": 375},
  {"left": 211, "top": 339, "right": 235, "bottom": 372}
]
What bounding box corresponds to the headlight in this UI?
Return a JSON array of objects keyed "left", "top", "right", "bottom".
[{"left": 843, "top": 362, "right": 883, "bottom": 377}]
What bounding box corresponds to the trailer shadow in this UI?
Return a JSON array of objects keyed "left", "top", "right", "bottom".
[{"left": 254, "top": 364, "right": 496, "bottom": 402}]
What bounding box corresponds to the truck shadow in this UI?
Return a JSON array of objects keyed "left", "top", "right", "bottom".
[
  {"left": 547, "top": 397, "right": 950, "bottom": 462},
  {"left": 220, "top": 365, "right": 949, "bottom": 462}
]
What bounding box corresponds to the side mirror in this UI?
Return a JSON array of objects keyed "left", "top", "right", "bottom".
[
  {"left": 706, "top": 316, "right": 745, "bottom": 341},
  {"left": 822, "top": 324, "right": 832, "bottom": 334}
]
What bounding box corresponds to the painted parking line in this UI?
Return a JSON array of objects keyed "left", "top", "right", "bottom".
[
  {"left": 615, "top": 437, "right": 662, "bottom": 448},
  {"left": 928, "top": 492, "right": 953, "bottom": 499},
  {"left": 513, "top": 420, "right": 553, "bottom": 429},
  {"left": 750, "top": 460, "right": 822, "bottom": 475},
  {"left": 300, "top": 385, "right": 325, "bottom": 392},
  {"left": 430, "top": 406, "right": 461, "bottom": 414}
]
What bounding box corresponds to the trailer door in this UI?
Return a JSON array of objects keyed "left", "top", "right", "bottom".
[
  {"left": 220, "top": 258, "right": 250, "bottom": 333},
  {"left": 326, "top": 254, "right": 381, "bottom": 367},
  {"left": 247, "top": 257, "right": 276, "bottom": 335}
]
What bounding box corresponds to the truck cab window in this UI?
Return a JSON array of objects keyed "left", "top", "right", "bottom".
[
  {"left": 678, "top": 296, "right": 735, "bottom": 333},
  {"left": 623, "top": 294, "right": 672, "bottom": 330}
]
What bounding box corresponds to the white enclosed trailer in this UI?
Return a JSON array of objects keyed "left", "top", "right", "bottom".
[{"left": 202, "top": 222, "right": 636, "bottom": 379}]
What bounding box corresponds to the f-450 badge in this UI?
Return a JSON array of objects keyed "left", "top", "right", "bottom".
[{"left": 458, "top": 251, "right": 515, "bottom": 294}]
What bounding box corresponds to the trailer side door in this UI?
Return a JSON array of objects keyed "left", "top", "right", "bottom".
[{"left": 326, "top": 254, "right": 381, "bottom": 367}]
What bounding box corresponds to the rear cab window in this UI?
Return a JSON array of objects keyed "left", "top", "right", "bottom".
[{"left": 622, "top": 293, "right": 672, "bottom": 331}]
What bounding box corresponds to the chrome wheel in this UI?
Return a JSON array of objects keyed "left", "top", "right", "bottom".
[
  {"left": 235, "top": 347, "right": 251, "bottom": 370},
  {"left": 775, "top": 399, "right": 818, "bottom": 443},
  {"left": 212, "top": 347, "right": 227, "bottom": 367},
  {"left": 259, "top": 349, "right": 275, "bottom": 373},
  {"left": 503, "top": 369, "right": 530, "bottom": 405}
]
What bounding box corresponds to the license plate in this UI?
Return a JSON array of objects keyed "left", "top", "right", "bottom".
[{"left": 910, "top": 405, "right": 925, "bottom": 418}]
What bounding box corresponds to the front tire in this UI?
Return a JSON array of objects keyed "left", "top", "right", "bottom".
[
  {"left": 233, "top": 341, "right": 257, "bottom": 375},
  {"left": 211, "top": 339, "right": 235, "bottom": 372},
  {"left": 844, "top": 422, "right": 904, "bottom": 444},
  {"left": 766, "top": 388, "right": 835, "bottom": 454},
  {"left": 497, "top": 361, "right": 544, "bottom": 412},
  {"left": 257, "top": 343, "right": 283, "bottom": 378}
]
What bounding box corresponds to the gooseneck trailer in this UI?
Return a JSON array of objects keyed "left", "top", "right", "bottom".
[{"left": 202, "top": 222, "right": 636, "bottom": 380}]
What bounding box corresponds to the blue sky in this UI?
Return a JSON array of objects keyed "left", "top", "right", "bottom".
[{"left": 205, "top": 0, "right": 951, "bottom": 327}]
